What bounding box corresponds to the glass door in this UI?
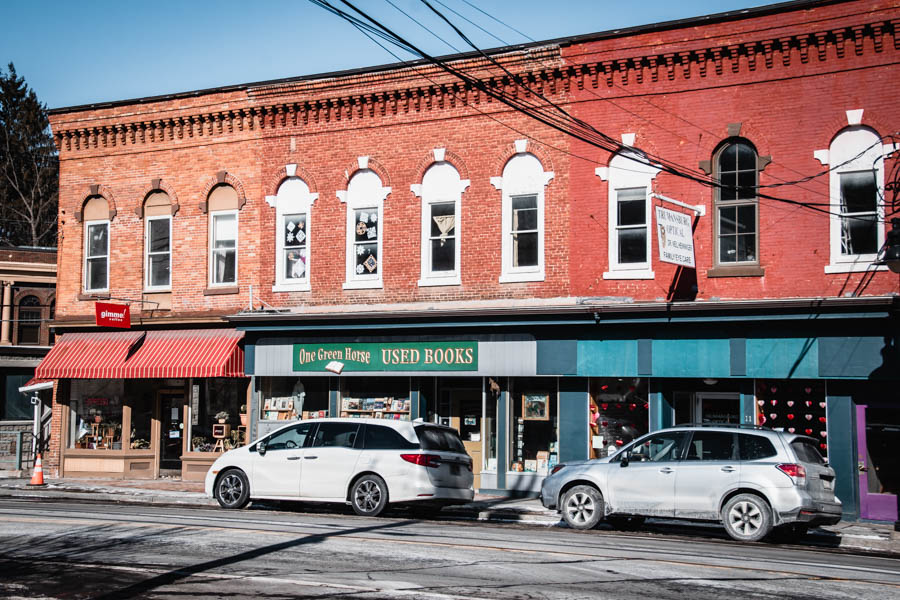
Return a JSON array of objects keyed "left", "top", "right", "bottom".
[
  {"left": 159, "top": 390, "right": 185, "bottom": 472},
  {"left": 856, "top": 404, "right": 899, "bottom": 521},
  {"left": 695, "top": 392, "right": 741, "bottom": 424}
]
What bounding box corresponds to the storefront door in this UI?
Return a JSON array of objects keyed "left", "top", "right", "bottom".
[
  {"left": 695, "top": 393, "right": 741, "bottom": 424},
  {"left": 159, "top": 390, "right": 186, "bottom": 472},
  {"left": 856, "top": 404, "right": 899, "bottom": 522},
  {"left": 451, "top": 390, "right": 482, "bottom": 490}
]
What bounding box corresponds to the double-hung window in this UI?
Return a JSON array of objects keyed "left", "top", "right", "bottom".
[
  {"left": 84, "top": 220, "right": 109, "bottom": 292},
  {"left": 416, "top": 159, "right": 467, "bottom": 286},
  {"left": 714, "top": 141, "right": 759, "bottom": 266},
  {"left": 145, "top": 216, "right": 171, "bottom": 290},
  {"left": 210, "top": 211, "right": 237, "bottom": 285},
  {"left": 340, "top": 164, "right": 390, "bottom": 290},
  {"left": 838, "top": 171, "right": 879, "bottom": 256},
  {"left": 272, "top": 175, "right": 316, "bottom": 292},
  {"left": 511, "top": 195, "right": 539, "bottom": 268},
  {"left": 615, "top": 188, "right": 648, "bottom": 265}
]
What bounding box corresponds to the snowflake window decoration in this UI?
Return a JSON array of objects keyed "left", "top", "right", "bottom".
[
  {"left": 356, "top": 264, "right": 364, "bottom": 274},
  {"left": 286, "top": 221, "right": 296, "bottom": 232},
  {"left": 370, "top": 213, "right": 377, "bottom": 223},
  {"left": 366, "top": 226, "right": 377, "bottom": 239},
  {"left": 359, "top": 212, "right": 369, "bottom": 224},
  {"left": 286, "top": 232, "right": 294, "bottom": 243},
  {"left": 294, "top": 229, "right": 306, "bottom": 244},
  {"left": 356, "top": 246, "right": 365, "bottom": 255}
]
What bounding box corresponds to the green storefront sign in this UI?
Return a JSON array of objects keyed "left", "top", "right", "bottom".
[{"left": 293, "top": 341, "right": 478, "bottom": 372}]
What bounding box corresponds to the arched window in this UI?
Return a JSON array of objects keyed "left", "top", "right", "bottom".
[
  {"left": 82, "top": 195, "right": 110, "bottom": 292},
  {"left": 601, "top": 150, "right": 659, "bottom": 278},
  {"left": 143, "top": 191, "right": 172, "bottom": 290},
  {"left": 16, "top": 296, "right": 42, "bottom": 345},
  {"left": 273, "top": 176, "right": 316, "bottom": 291},
  {"left": 207, "top": 185, "right": 239, "bottom": 286},
  {"left": 714, "top": 140, "right": 759, "bottom": 266},
  {"left": 414, "top": 157, "right": 468, "bottom": 286},
  {"left": 338, "top": 160, "right": 391, "bottom": 289}
]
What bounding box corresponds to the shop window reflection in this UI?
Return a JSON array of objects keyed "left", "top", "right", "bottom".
[
  {"left": 127, "top": 382, "right": 154, "bottom": 450},
  {"left": 589, "top": 378, "right": 649, "bottom": 459},
  {"left": 191, "top": 378, "right": 247, "bottom": 452},
  {"left": 69, "top": 380, "right": 124, "bottom": 450},
  {"left": 509, "top": 378, "right": 558, "bottom": 475}
]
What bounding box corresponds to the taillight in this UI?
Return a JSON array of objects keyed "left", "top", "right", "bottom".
[
  {"left": 776, "top": 463, "right": 807, "bottom": 485},
  {"left": 550, "top": 464, "right": 566, "bottom": 475},
  {"left": 466, "top": 458, "right": 473, "bottom": 472},
  {"left": 401, "top": 454, "right": 441, "bottom": 468}
]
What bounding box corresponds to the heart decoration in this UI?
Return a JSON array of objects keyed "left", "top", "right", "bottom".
[
  {"left": 805, "top": 387, "right": 812, "bottom": 394},
  {"left": 786, "top": 401, "right": 794, "bottom": 407},
  {"left": 820, "top": 431, "right": 827, "bottom": 437},
  {"left": 757, "top": 400, "right": 765, "bottom": 406},
  {"left": 788, "top": 427, "right": 795, "bottom": 433},
  {"left": 787, "top": 414, "right": 795, "bottom": 420},
  {"left": 819, "top": 416, "right": 827, "bottom": 423},
  {"left": 805, "top": 400, "right": 812, "bottom": 407},
  {"left": 629, "top": 403, "right": 636, "bottom": 411},
  {"left": 820, "top": 443, "right": 827, "bottom": 451},
  {"left": 616, "top": 403, "right": 623, "bottom": 409},
  {"left": 769, "top": 413, "right": 778, "bottom": 420},
  {"left": 615, "top": 439, "right": 624, "bottom": 446},
  {"left": 758, "top": 416, "right": 767, "bottom": 424},
  {"left": 805, "top": 428, "right": 813, "bottom": 435},
  {"left": 601, "top": 403, "right": 608, "bottom": 410},
  {"left": 771, "top": 386, "right": 777, "bottom": 393},
  {"left": 805, "top": 414, "right": 813, "bottom": 420},
  {"left": 601, "top": 384, "right": 609, "bottom": 391},
  {"left": 770, "top": 400, "right": 778, "bottom": 406},
  {"left": 601, "top": 421, "right": 608, "bottom": 427},
  {"left": 819, "top": 402, "right": 826, "bottom": 408}
]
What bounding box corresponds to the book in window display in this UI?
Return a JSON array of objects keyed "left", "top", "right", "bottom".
[{"left": 340, "top": 395, "right": 410, "bottom": 420}]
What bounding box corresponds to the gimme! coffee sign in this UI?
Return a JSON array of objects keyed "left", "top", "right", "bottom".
[
  {"left": 95, "top": 302, "right": 131, "bottom": 329},
  {"left": 293, "top": 342, "right": 478, "bottom": 372}
]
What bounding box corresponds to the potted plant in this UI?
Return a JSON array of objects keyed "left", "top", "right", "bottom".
[
  {"left": 215, "top": 410, "right": 229, "bottom": 424},
  {"left": 239, "top": 404, "right": 248, "bottom": 426}
]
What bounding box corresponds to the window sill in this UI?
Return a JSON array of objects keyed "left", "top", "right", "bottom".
[
  {"left": 418, "top": 276, "right": 461, "bottom": 287},
  {"left": 602, "top": 269, "right": 655, "bottom": 280},
  {"left": 824, "top": 263, "right": 887, "bottom": 274},
  {"left": 78, "top": 292, "right": 109, "bottom": 301},
  {"left": 707, "top": 265, "right": 765, "bottom": 278},
  {"left": 499, "top": 271, "right": 545, "bottom": 284},
  {"left": 272, "top": 282, "right": 311, "bottom": 293},
  {"left": 203, "top": 286, "right": 239, "bottom": 296},
  {"left": 342, "top": 280, "right": 383, "bottom": 290}
]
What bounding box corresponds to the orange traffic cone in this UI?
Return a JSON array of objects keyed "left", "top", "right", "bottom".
[{"left": 28, "top": 453, "right": 46, "bottom": 487}]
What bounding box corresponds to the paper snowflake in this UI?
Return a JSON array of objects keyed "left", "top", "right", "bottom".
[
  {"left": 356, "top": 264, "right": 364, "bottom": 274},
  {"left": 359, "top": 211, "right": 369, "bottom": 223},
  {"left": 356, "top": 245, "right": 365, "bottom": 255},
  {"left": 371, "top": 213, "right": 378, "bottom": 223},
  {"left": 286, "top": 232, "right": 294, "bottom": 243}
]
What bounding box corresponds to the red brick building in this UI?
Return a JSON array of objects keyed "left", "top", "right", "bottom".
[{"left": 40, "top": 0, "right": 898, "bottom": 520}]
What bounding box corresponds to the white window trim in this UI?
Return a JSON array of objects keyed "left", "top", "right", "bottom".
[
  {"left": 267, "top": 172, "right": 318, "bottom": 293},
  {"left": 338, "top": 159, "right": 390, "bottom": 290},
  {"left": 816, "top": 121, "right": 894, "bottom": 273},
  {"left": 83, "top": 219, "right": 110, "bottom": 293},
  {"left": 413, "top": 156, "right": 469, "bottom": 287},
  {"left": 596, "top": 148, "right": 659, "bottom": 280},
  {"left": 492, "top": 145, "right": 553, "bottom": 284},
  {"left": 208, "top": 209, "right": 238, "bottom": 287},
  {"left": 144, "top": 215, "right": 172, "bottom": 292}
]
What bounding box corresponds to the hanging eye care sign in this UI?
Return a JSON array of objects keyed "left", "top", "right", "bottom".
[{"left": 655, "top": 206, "right": 696, "bottom": 268}]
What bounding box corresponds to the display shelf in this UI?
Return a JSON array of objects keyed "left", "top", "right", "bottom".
[{"left": 340, "top": 396, "right": 411, "bottom": 420}]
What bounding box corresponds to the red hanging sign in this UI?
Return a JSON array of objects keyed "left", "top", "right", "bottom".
[{"left": 95, "top": 302, "right": 131, "bottom": 329}]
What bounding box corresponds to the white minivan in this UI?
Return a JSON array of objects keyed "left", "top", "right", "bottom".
[{"left": 205, "top": 418, "right": 474, "bottom": 516}]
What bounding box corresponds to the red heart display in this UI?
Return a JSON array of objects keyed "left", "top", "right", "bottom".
[
  {"left": 819, "top": 416, "right": 827, "bottom": 423},
  {"left": 601, "top": 403, "right": 608, "bottom": 410},
  {"left": 787, "top": 414, "right": 795, "bottom": 420},
  {"left": 770, "top": 400, "right": 778, "bottom": 406},
  {"left": 601, "top": 421, "right": 608, "bottom": 427},
  {"left": 615, "top": 439, "right": 623, "bottom": 446},
  {"left": 616, "top": 404, "right": 623, "bottom": 409},
  {"left": 629, "top": 403, "right": 636, "bottom": 411},
  {"left": 757, "top": 400, "right": 765, "bottom": 406},
  {"left": 819, "top": 402, "right": 826, "bottom": 408},
  {"left": 805, "top": 428, "right": 813, "bottom": 435},
  {"left": 601, "top": 384, "right": 609, "bottom": 391},
  {"left": 820, "top": 443, "right": 827, "bottom": 450},
  {"left": 786, "top": 401, "right": 794, "bottom": 407},
  {"left": 805, "top": 414, "right": 813, "bottom": 420},
  {"left": 820, "top": 431, "right": 827, "bottom": 437},
  {"left": 769, "top": 413, "right": 777, "bottom": 420},
  {"left": 758, "top": 416, "right": 767, "bottom": 424},
  {"left": 805, "top": 400, "right": 812, "bottom": 407},
  {"left": 805, "top": 387, "right": 812, "bottom": 394},
  {"left": 770, "top": 386, "right": 777, "bottom": 393},
  {"left": 788, "top": 427, "right": 795, "bottom": 433}
]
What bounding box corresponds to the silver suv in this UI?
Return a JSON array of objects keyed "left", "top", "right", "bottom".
[{"left": 540, "top": 425, "right": 842, "bottom": 542}]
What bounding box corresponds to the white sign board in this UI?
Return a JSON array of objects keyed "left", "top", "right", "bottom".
[{"left": 655, "top": 206, "right": 696, "bottom": 268}]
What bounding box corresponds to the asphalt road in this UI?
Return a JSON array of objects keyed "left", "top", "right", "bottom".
[{"left": 0, "top": 498, "right": 898, "bottom": 600}]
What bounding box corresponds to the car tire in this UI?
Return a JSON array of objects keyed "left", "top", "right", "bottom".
[
  {"left": 561, "top": 485, "right": 604, "bottom": 530},
  {"left": 351, "top": 474, "right": 389, "bottom": 517},
  {"left": 722, "top": 493, "right": 772, "bottom": 542},
  {"left": 215, "top": 469, "right": 250, "bottom": 510},
  {"left": 606, "top": 515, "right": 645, "bottom": 531}
]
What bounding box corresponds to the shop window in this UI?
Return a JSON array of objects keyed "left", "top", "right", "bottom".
[
  {"left": 69, "top": 380, "right": 125, "bottom": 450},
  {"left": 484, "top": 378, "right": 499, "bottom": 472},
  {"left": 755, "top": 380, "right": 827, "bottom": 457},
  {"left": 127, "top": 381, "right": 154, "bottom": 450},
  {"left": 190, "top": 378, "right": 247, "bottom": 452},
  {"left": 340, "top": 377, "right": 410, "bottom": 421},
  {"left": 589, "top": 378, "right": 649, "bottom": 459},
  {"left": 493, "top": 147, "right": 553, "bottom": 283},
  {"left": 714, "top": 140, "right": 759, "bottom": 266},
  {"left": 273, "top": 176, "right": 316, "bottom": 292},
  {"left": 84, "top": 220, "right": 109, "bottom": 292},
  {"left": 509, "top": 378, "right": 558, "bottom": 474},
  {"left": 339, "top": 164, "right": 390, "bottom": 290},
  {"left": 259, "top": 377, "right": 329, "bottom": 422},
  {"left": 16, "top": 295, "right": 42, "bottom": 345},
  {"left": 415, "top": 160, "right": 467, "bottom": 286},
  {"left": 2, "top": 372, "right": 33, "bottom": 420}
]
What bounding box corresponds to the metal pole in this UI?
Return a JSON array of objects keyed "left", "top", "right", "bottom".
[{"left": 14, "top": 431, "right": 23, "bottom": 471}]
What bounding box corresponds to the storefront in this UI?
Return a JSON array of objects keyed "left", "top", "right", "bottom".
[{"left": 37, "top": 328, "right": 249, "bottom": 481}]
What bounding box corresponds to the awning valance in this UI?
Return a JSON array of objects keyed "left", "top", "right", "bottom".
[{"left": 35, "top": 329, "right": 245, "bottom": 380}]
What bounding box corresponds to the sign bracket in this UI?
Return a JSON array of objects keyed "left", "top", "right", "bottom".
[{"left": 651, "top": 193, "right": 706, "bottom": 217}]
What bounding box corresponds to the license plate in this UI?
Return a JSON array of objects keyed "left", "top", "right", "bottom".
[{"left": 450, "top": 464, "right": 460, "bottom": 475}]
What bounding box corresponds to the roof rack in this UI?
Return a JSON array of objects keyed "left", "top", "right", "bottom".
[{"left": 673, "top": 422, "right": 771, "bottom": 431}]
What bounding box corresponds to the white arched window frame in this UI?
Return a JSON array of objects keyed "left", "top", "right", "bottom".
[
  {"left": 267, "top": 171, "right": 318, "bottom": 292},
  {"left": 412, "top": 154, "right": 469, "bottom": 286},
  {"left": 338, "top": 158, "right": 391, "bottom": 289},
  {"left": 491, "top": 144, "right": 554, "bottom": 283},
  {"left": 83, "top": 219, "right": 110, "bottom": 293},
  {"left": 816, "top": 123, "right": 893, "bottom": 273},
  {"left": 596, "top": 150, "right": 660, "bottom": 279}
]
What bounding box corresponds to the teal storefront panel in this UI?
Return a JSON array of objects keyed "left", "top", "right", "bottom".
[
  {"left": 577, "top": 340, "right": 637, "bottom": 376},
  {"left": 652, "top": 339, "right": 731, "bottom": 378},
  {"left": 746, "top": 338, "right": 818, "bottom": 379}
]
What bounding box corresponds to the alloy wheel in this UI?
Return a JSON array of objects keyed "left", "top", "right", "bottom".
[
  {"left": 355, "top": 480, "right": 382, "bottom": 512},
  {"left": 565, "top": 491, "right": 596, "bottom": 525},
  {"left": 219, "top": 473, "right": 244, "bottom": 506},
  {"left": 728, "top": 500, "right": 762, "bottom": 536}
]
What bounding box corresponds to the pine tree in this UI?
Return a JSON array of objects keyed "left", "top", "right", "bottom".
[{"left": 0, "top": 62, "right": 58, "bottom": 247}]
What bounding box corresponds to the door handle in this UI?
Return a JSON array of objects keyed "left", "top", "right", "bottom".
[
  {"left": 721, "top": 466, "right": 736, "bottom": 472},
  {"left": 659, "top": 467, "right": 674, "bottom": 474},
  {"left": 305, "top": 456, "right": 318, "bottom": 460},
  {"left": 287, "top": 456, "right": 301, "bottom": 461}
]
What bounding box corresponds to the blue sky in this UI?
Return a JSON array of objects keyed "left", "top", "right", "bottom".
[{"left": 2, "top": 1, "right": 776, "bottom": 110}]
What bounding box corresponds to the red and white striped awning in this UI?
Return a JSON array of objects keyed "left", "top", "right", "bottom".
[{"left": 35, "top": 329, "right": 245, "bottom": 379}]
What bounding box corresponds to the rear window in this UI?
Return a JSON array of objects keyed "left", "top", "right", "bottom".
[
  {"left": 414, "top": 425, "right": 466, "bottom": 453},
  {"left": 739, "top": 434, "right": 777, "bottom": 460},
  {"left": 364, "top": 425, "right": 419, "bottom": 450},
  {"left": 791, "top": 439, "right": 826, "bottom": 465}
]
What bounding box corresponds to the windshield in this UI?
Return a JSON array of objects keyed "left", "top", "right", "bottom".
[{"left": 415, "top": 425, "right": 466, "bottom": 453}]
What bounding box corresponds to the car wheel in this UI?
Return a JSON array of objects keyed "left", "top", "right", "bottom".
[
  {"left": 606, "top": 515, "right": 645, "bottom": 531},
  {"left": 351, "top": 474, "right": 388, "bottom": 517},
  {"left": 561, "top": 485, "right": 604, "bottom": 530},
  {"left": 722, "top": 493, "right": 772, "bottom": 542},
  {"left": 215, "top": 469, "right": 250, "bottom": 509}
]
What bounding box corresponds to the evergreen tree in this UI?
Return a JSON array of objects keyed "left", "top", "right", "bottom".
[{"left": 0, "top": 62, "right": 58, "bottom": 247}]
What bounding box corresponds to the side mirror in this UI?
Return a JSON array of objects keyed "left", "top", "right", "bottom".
[{"left": 258, "top": 441, "right": 267, "bottom": 456}]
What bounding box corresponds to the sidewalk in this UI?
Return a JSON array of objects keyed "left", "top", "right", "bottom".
[{"left": 1, "top": 476, "right": 897, "bottom": 556}]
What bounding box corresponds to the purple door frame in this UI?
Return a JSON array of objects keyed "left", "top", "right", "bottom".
[{"left": 856, "top": 404, "right": 898, "bottom": 522}]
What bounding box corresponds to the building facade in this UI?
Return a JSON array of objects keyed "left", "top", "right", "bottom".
[{"left": 42, "top": 0, "right": 898, "bottom": 518}]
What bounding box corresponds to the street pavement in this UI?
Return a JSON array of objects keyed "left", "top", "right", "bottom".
[{"left": 0, "top": 475, "right": 897, "bottom": 556}]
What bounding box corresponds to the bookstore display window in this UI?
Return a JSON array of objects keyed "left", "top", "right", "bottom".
[
  {"left": 340, "top": 377, "right": 411, "bottom": 420},
  {"left": 190, "top": 378, "right": 248, "bottom": 452},
  {"left": 259, "top": 377, "right": 329, "bottom": 421},
  {"left": 589, "top": 378, "right": 649, "bottom": 458},
  {"left": 509, "top": 378, "right": 558, "bottom": 474},
  {"left": 69, "top": 379, "right": 124, "bottom": 449}
]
